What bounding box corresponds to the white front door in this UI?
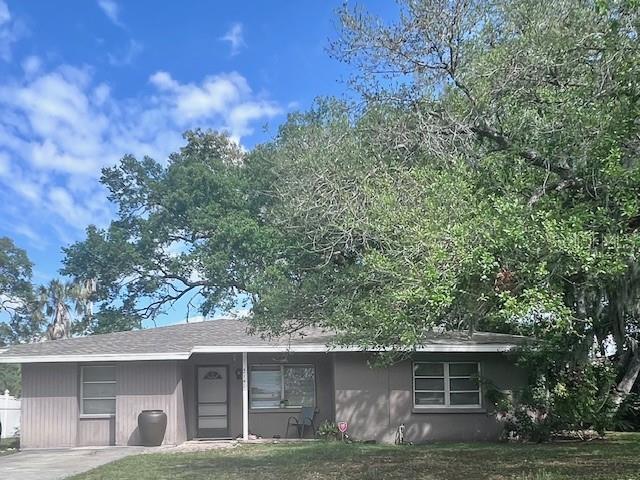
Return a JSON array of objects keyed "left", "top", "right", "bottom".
[{"left": 196, "top": 365, "right": 229, "bottom": 438}]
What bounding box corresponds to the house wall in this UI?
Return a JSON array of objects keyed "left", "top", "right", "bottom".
[
  {"left": 183, "top": 353, "right": 335, "bottom": 439},
  {"left": 78, "top": 417, "right": 115, "bottom": 446},
  {"left": 21, "top": 363, "right": 79, "bottom": 449},
  {"left": 115, "top": 361, "right": 186, "bottom": 446},
  {"left": 20, "top": 350, "right": 521, "bottom": 447},
  {"left": 20, "top": 360, "right": 186, "bottom": 448},
  {"left": 333, "top": 352, "right": 526, "bottom": 443}
]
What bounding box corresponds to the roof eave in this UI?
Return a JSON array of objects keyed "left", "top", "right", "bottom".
[
  {"left": 0, "top": 342, "right": 520, "bottom": 363},
  {"left": 0, "top": 352, "right": 191, "bottom": 363}
]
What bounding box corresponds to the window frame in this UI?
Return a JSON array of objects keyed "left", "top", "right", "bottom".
[
  {"left": 249, "top": 364, "right": 316, "bottom": 410},
  {"left": 412, "top": 361, "right": 482, "bottom": 410},
  {"left": 80, "top": 365, "right": 117, "bottom": 418}
]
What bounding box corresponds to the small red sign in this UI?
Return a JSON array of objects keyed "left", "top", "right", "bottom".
[{"left": 338, "top": 421, "right": 348, "bottom": 433}]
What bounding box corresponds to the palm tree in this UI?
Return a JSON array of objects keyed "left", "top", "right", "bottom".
[{"left": 39, "top": 279, "right": 94, "bottom": 341}]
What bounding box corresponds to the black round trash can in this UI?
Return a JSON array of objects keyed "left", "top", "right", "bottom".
[{"left": 138, "top": 410, "right": 167, "bottom": 446}]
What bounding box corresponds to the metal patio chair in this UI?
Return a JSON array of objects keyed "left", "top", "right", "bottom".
[{"left": 286, "top": 406, "right": 316, "bottom": 438}]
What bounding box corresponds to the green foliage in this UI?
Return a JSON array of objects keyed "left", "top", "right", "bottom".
[
  {"left": 552, "top": 363, "right": 616, "bottom": 436},
  {"left": 248, "top": 103, "right": 489, "bottom": 343},
  {"left": 78, "top": 308, "right": 141, "bottom": 335},
  {"left": 612, "top": 393, "right": 640, "bottom": 431},
  {"left": 1, "top": 235, "right": 98, "bottom": 347},
  {"left": 316, "top": 420, "right": 341, "bottom": 441},
  {"left": 0, "top": 364, "right": 20, "bottom": 397},
  {"left": 498, "top": 360, "right": 621, "bottom": 441},
  {"left": 38, "top": 279, "right": 94, "bottom": 339},
  {"left": 503, "top": 410, "right": 558, "bottom": 444},
  {"left": 0, "top": 237, "right": 32, "bottom": 305},
  {"left": 0, "top": 237, "right": 42, "bottom": 346},
  {"left": 256, "top": 0, "right": 640, "bottom": 355},
  {"left": 63, "top": 131, "right": 275, "bottom": 331}
]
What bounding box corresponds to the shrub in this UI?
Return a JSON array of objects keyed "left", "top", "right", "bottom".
[
  {"left": 612, "top": 393, "right": 640, "bottom": 431},
  {"left": 317, "top": 420, "right": 340, "bottom": 441},
  {"left": 488, "top": 361, "right": 620, "bottom": 441}
]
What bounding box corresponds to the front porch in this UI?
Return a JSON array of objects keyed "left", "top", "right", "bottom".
[{"left": 180, "top": 352, "right": 335, "bottom": 441}]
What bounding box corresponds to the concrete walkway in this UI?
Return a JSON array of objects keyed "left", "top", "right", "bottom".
[{"left": 0, "top": 446, "right": 146, "bottom": 480}]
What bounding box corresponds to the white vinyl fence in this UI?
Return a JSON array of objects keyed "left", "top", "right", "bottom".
[{"left": 1, "top": 390, "right": 20, "bottom": 438}]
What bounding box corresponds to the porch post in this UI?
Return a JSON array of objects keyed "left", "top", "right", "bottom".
[{"left": 242, "top": 351, "right": 249, "bottom": 441}]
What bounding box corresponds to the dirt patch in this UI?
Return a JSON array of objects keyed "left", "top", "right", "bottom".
[{"left": 149, "top": 440, "right": 240, "bottom": 454}]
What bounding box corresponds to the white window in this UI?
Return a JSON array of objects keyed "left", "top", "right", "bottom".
[
  {"left": 249, "top": 365, "right": 315, "bottom": 409},
  {"left": 81, "top": 365, "right": 116, "bottom": 416},
  {"left": 413, "top": 362, "right": 481, "bottom": 408}
]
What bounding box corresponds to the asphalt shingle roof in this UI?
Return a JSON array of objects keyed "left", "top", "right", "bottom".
[{"left": 0, "top": 318, "right": 529, "bottom": 361}]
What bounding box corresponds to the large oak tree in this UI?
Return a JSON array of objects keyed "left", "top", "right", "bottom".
[{"left": 64, "top": 0, "right": 640, "bottom": 407}]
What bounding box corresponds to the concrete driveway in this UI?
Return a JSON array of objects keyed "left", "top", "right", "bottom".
[{"left": 0, "top": 446, "right": 146, "bottom": 480}]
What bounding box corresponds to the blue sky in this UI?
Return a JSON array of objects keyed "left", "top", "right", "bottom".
[{"left": 0, "top": 0, "right": 393, "bottom": 326}]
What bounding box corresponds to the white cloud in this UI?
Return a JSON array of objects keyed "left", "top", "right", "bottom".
[
  {"left": 97, "top": 0, "right": 122, "bottom": 27},
  {"left": 107, "top": 39, "right": 143, "bottom": 66},
  {"left": 0, "top": 1, "right": 10, "bottom": 25},
  {"left": 221, "top": 23, "right": 245, "bottom": 56},
  {"left": 21, "top": 55, "right": 41, "bottom": 75},
  {"left": 228, "top": 102, "right": 282, "bottom": 139},
  {"left": 93, "top": 83, "right": 110, "bottom": 106},
  {"left": 5, "top": 167, "right": 45, "bottom": 203},
  {"left": 0, "top": 0, "right": 23, "bottom": 62},
  {"left": 47, "top": 186, "right": 105, "bottom": 227},
  {"left": 11, "top": 223, "right": 47, "bottom": 250},
  {"left": 149, "top": 71, "right": 281, "bottom": 140},
  {"left": 153, "top": 71, "right": 249, "bottom": 121},
  {"left": 13, "top": 180, "right": 41, "bottom": 202},
  {"left": 149, "top": 71, "right": 178, "bottom": 91},
  {"left": 0, "top": 151, "right": 8, "bottom": 175},
  {"left": 0, "top": 63, "right": 283, "bottom": 241}
]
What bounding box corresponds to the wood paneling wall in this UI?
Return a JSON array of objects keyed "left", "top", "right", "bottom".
[
  {"left": 115, "top": 361, "right": 184, "bottom": 445},
  {"left": 78, "top": 417, "right": 115, "bottom": 446},
  {"left": 21, "top": 363, "right": 79, "bottom": 449},
  {"left": 21, "top": 361, "right": 186, "bottom": 448}
]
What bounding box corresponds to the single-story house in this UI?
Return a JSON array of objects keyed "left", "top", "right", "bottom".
[{"left": 0, "top": 319, "right": 528, "bottom": 448}]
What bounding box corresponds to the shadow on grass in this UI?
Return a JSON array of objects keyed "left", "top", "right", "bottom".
[{"left": 72, "top": 433, "right": 640, "bottom": 480}]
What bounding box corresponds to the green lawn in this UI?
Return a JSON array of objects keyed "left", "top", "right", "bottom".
[
  {"left": 71, "top": 433, "right": 640, "bottom": 480},
  {"left": 0, "top": 437, "right": 19, "bottom": 456}
]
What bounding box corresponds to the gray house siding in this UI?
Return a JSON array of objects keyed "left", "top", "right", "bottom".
[
  {"left": 20, "top": 354, "right": 336, "bottom": 448},
  {"left": 78, "top": 417, "right": 115, "bottom": 446},
  {"left": 115, "top": 361, "right": 185, "bottom": 446},
  {"left": 21, "top": 363, "right": 79, "bottom": 449},
  {"left": 20, "top": 361, "right": 185, "bottom": 448},
  {"left": 333, "top": 352, "right": 526, "bottom": 443},
  {"left": 19, "top": 350, "right": 525, "bottom": 448}
]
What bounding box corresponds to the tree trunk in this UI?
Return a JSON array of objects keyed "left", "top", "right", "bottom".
[
  {"left": 611, "top": 338, "right": 640, "bottom": 408},
  {"left": 44, "top": 302, "right": 71, "bottom": 341}
]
